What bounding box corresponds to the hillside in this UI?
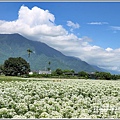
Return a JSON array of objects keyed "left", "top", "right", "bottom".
[{"left": 0, "top": 33, "right": 98, "bottom": 72}]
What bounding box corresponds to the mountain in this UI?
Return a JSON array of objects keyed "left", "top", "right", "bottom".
[
  {"left": 0, "top": 33, "right": 99, "bottom": 72},
  {"left": 91, "top": 65, "right": 108, "bottom": 72},
  {"left": 91, "top": 65, "right": 120, "bottom": 75}
]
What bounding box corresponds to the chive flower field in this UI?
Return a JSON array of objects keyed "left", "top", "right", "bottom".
[{"left": 0, "top": 79, "right": 120, "bottom": 118}]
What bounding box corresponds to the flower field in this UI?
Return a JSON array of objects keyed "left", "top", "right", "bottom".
[{"left": 0, "top": 78, "right": 120, "bottom": 118}]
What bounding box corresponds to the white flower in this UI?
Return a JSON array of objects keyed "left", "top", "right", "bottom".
[
  {"left": 24, "top": 111, "right": 35, "bottom": 118},
  {"left": 12, "top": 115, "right": 27, "bottom": 119},
  {"left": 40, "top": 112, "right": 50, "bottom": 118},
  {"left": 15, "top": 103, "right": 28, "bottom": 114}
]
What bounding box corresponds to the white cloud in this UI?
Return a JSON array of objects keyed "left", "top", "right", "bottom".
[
  {"left": 67, "top": 21, "right": 80, "bottom": 32},
  {"left": 87, "top": 22, "right": 108, "bottom": 25},
  {"left": 110, "top": 26, "right": 120, "bottom": 31},
  {"left": 18, "top": 5, "right": 55, "bottom": 26},
  {"left": 105, "top": 47, "right": 113, "bottom": 52},
  {"left": 0, "top": 20, "right": 6, "bottom": 25},
  {"left": 110, "top": 26, "right": 120, "bottom": 34},
  {"left": 67, "top": 21, "right": 80, "bottom": 29},
  {"left": 0, "top": 5, "right": 120, "bottom": 72}
]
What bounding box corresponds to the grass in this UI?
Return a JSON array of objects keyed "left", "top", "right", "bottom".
[
  {"left": 0, "top": 75, "right": 26, "bottom": 82},
  {"left": 0, "top": 75, "right": 82, "bottom": 83},
  {"left": 1, "top": 75, "right": 119, "bottom": 83}
]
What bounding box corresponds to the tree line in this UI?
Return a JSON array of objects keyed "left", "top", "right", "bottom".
[
  {"left": 0, "top": 57, "right": 120, "bottom": 80},
  {"left": 29, "top": 68, "right": 120, "bottom": 80},
  {"left": 51, "top": 69, "right": 120, "bottom": 80}
]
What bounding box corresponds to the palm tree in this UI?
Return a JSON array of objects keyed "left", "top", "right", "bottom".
[
  {"left": 47, "top": 61, "right": 51, "bottom": 71},
  {"left": 27, "top": 48, "right": 33, "bottom": 58},
  {"left": 48, "top": 61, "right": 51, "bottom": 66},
  {"left": 27, "top": 49, "right": 33, "bottom": 64}
]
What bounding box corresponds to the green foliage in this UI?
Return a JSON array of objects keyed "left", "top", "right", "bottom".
[
  {"left": 0, "top": 76, "right": 26, "bottom": 82},
  {"left": 0, "top": 64, "right": 4, "bottom": 74},
  {"left": 27, "top": 68, "right": 120, "bottom": 80},
  {"left": 29, "top": 72, "right": 51, "bottom": 78},
  {"left": 63, "top": 69, "right": 75, "bottom": 73},
  {"left": 3, "top": 57, "right": 30, "bottom": 76},
  {"left": 94, "top": 71, "right": 112, "bottom": 80},
  {"left": 78, "top": 71, "right": 89, "bottom": 79},
  {"left": 54, "top": 68, "right": 63, "bottom": 76}
]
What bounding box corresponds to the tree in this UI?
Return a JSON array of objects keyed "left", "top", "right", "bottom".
[
  {"left": 78, "top": 71, "right": 89, "bottom": 79},
  {"left": 94, "top": 71, "right": 112, "bottom": 80},
  {"left": 0, "top": 64, "right": 4, "bottom": 75},
  {"left": 63, "top": 69, "right": 75, "bottom": 73},
  {"left": 47, "top": 61, "right": 51, "bottom": 71},
  {"left": 55, "top": 68, "right": 63, "bottom": 75},
  {"left": 27, "top": 48, "right": 33, "bottom": 58},
  {"left": 3, "top": 57, "right": 30, "bottom": 76}
]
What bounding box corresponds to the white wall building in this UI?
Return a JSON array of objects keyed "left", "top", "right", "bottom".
[
  {"left": 29, "top": 71, "right": 33, "bottom": 75},
  {"left": 39, "top": 70, "right": 51, "bottom": 74}
]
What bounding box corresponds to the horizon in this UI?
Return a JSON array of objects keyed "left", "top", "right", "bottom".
[{"left": 0, "top": 2, "right": 120, "bottom": 72}]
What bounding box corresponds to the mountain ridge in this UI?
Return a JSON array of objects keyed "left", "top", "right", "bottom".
[{"left": 0, "top": 33, "right": 103, "bottom": 72}]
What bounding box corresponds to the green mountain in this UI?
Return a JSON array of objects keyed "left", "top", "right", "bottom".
[{"left": 0, "top": 33, "right": 97, "bottom": 72}]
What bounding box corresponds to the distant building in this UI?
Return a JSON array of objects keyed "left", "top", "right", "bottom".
[
  {"left": 39, "top": 70, "right": 51, "bottom": 74},
  {"left": 29, "top": 71, "right": 33, "bottom": 75}
]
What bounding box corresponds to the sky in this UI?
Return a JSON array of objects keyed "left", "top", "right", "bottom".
[{"left": 0, "top": 2, "right": 120, "bottom": 72}]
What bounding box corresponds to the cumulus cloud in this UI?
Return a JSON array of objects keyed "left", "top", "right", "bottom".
[
  {"left": 87, "top": 22, "right": 108, "bottom": 25},
  {"left": 105, "top": 47, "right": 113, "bottom": 52},
  {"left": 18, "top": 5, "right": 55, "bottom": 26},
  {"left": 0, "top": 5, "right": 120, "bottom": 72},
  {"left": 0, "top": 5, "right": 68, "bottom": 36}
]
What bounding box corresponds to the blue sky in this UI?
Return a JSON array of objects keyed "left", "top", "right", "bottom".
[
  {"left": 0, "top": 2, "right": 120, "bottom": 48},
  {"left": 0, "top": 2, "right": 120, "bottom": 72}
]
